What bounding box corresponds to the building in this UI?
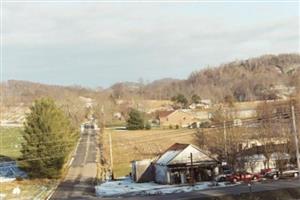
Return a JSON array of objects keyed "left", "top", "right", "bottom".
[
  {"left": 189, "top": 99, "right": 212, "bottom": 110},
  {"left": 158, "top": 110, "right": 201, "bottom": 128},
  {"left": 241, "top": 152, "right": 290, "bottom": 173},
  {"left": 238, "top": 143, "right": 290, "bottom": 173},
  {"left": 131, "top": 143, "right": 219, "bottom": 185},
  {"left": 154, "top": 143, "right": 219, "bottom": 184},
  {"left": 131, "top": 159, "right": 155, "bottom": 183}
]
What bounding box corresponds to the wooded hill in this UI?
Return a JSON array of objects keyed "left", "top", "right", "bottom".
[
  {"left": 1, "top": 53, "right": 300, "bottom": 105},
  {"left": 110, "top": 53, "right": 300, "bottom": 102}
]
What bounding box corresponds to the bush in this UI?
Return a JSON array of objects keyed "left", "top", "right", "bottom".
[
  {"left": 169, "top": 125, "right": 173, "bottom": 129},
  {"left": 145, "top": 122, "right": 151, "bottom": 130},
  {"left": 175, "top": 124, "right": 179, "bottom": 129}
]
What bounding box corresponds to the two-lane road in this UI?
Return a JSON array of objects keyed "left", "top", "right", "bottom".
[{"left": 50, "top": 129, "right": 98, "bottom": 200}]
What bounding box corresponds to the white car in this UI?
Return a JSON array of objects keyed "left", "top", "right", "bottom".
[{"left": 281, "top": 169, "right": 299, "bottom": 178}]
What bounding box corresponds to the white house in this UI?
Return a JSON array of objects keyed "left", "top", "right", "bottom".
[{"left": 242, "top": 152, "right": 290, "bottom": 173}]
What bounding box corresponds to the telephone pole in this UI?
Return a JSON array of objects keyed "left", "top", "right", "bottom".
[
  {"left": 190, "top": 153, "right": 195, "bottom": 186},
  {"left": 223, "top": 109, "right": 227, "bottom": 161},
  {"left": 291, "top": 104, "right": 300, "bottom": 179},
  {"left": 102, "top": 105, "right": 114, "bottom": 180},
  {"left": 109, "top": 130, "right": 114, "bottom": 179}
]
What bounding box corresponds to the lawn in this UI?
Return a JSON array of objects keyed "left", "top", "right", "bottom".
[
  {"left": 102, "top": 128, "right": 197, "bottom": 177},
  {"left": 0, "top": 127, "right": 23, "bottom": 161}
]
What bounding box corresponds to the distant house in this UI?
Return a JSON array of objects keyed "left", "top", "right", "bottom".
[
  {"left": 131, "top": 143, "right": 219, "bottom": 185},
  {"left": 189, "top": 99, "right": 212, "bottom": 110},
  {"left": 154, "top": 143, "right": 218, "bottom": 184},
  {"left": 158, "top": 110, "right": 201, "bottom": 128}
]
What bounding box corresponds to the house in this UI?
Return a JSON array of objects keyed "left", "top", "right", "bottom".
[
  {"left": 238, "top": 143, "right": 290, "bottom": 173},
  {"left": 158, "top": 110, "right": 201, "bottom": 128},
  {"left": 189, "top": 99, "right": 212, "bottom": 110},
  {"left": 238, "top": 137, "right": 288, "bottom": 151},
  {"left": 241, "top": 152, "right": 290, "bottom": 173},
  {"left": 154, "top": 143, "right": 219, "bottom": 184}
]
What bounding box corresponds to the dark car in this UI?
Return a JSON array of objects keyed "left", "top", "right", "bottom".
[
  {"left": 261, "top": 168, "right": 280, "bottom": 180},
  {"left": 229, "top": 171, "right": 261, "bottom": 183}
]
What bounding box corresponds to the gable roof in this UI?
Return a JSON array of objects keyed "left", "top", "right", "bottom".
[
  {"left": 155, "top": 143, "right": 217, "bottom": 166},
  {"left": 157, "top": 110, "right": 175, "bottom": 118}
]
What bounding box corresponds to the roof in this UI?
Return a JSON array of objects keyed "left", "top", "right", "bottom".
[
  {"left": 155, "top": 143, "right": 217, "bottom": 166},
  {"left": 155, "top": 143, "right": 189, "bottom": 165},
  {"left": 163, "top": 109, "right": 198, "bottom": 119},
  {"left": 157, "top": 110, "right": 175, "bottom": 118}
]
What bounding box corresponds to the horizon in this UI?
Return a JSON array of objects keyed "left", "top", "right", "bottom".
[
  {"left": 2, "top": 52, "right": 299, "bottom": 90},
  {"left": 2, "top": 1, "right": 299, "bottom": 88}
]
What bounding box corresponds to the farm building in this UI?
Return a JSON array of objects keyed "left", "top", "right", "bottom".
[{"left": 132, "top": 143, "right": 219, "bottom": 185}]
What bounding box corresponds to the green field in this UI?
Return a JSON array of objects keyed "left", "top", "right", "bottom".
[{"left": 0, "top": 127, "right": 23, "bottom": 161}]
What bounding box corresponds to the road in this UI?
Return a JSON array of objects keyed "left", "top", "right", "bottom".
[
  {"left": 103, "top": 179, "right": 300, "bottom": 200},
  {"left": 50, "top": 129, "right": 98, "bottom": 200}
]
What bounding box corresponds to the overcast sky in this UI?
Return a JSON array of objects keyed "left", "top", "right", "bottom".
[{"left": 2, "top": 1, "right": 299, "bottom": 88}]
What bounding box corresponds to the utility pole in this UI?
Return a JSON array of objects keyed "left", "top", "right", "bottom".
[
  {"left": 190, "top": 153, "right": 195, "bottom": 186},
  {"left": 102, "top": 104, "right": 114, "bottom": 180},
  {"left": 291, "top": 105, "right": 300, "bottom": 179},
  {"left": 109, "top": 130, "right": 114, "bottom": 179},
  {"left": 223, "top": 109, "right": 227, "bottom": 161}
]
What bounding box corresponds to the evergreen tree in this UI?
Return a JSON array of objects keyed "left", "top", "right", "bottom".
[
  {"left": 126, "top": 109, "right": 144, "bottom": 130},
  {"left": 20, "top": 98, "right": 77, "bottom": 178}
]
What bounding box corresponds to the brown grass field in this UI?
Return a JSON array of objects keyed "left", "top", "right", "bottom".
[{"left": 102, "top": 128, "right": 197, "bottom": 177}]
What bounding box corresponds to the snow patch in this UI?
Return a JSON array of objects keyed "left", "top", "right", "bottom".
[{"left": 95, "top": 177, "right": 232, "bottom": 197}]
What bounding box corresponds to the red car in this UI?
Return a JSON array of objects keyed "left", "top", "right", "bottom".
[{"left": 228, "top": 172, "right": 261, "bottom": 183}]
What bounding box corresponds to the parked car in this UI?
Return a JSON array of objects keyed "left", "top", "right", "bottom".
[
  {"left": 228, "top": 171, "right": 261, "bottom": 183},
  {"left": 281, "top": 168, "right": 299, "bottom": 178},
  {"left": 261, "top": 168, "right": 280, "bottom": 180},
  {"left": 262, "top": 168, "right": 299, "bottom": 180},
  {"left": 215, "top": 169, "right": 233, "bottom": 182}
]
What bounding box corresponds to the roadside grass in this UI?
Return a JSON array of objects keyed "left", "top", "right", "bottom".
[
  {"left": 0, "top": 127, "right": 23, "bottom": 161},
  {"left": 103, "top": 128, "right": 197, "bottom": 177},
  {"left": 0, "top": 179, "right": 57, "bottom": 200}
]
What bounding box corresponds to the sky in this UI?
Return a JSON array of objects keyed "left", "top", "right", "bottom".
[{"left": 1, "top": 1, "right": 299, "bottom": 88}]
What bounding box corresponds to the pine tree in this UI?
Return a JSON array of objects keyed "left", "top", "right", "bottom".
[
  {"left": 126, "top": 109, "right": 144, "bottom": 130},
  {"left": 20, "top": 98, "right": 77, "bottom": 178}
]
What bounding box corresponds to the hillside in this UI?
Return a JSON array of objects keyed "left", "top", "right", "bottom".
[
  {"left": 110, "top": 53, "right": 300, "bottom": 102},
  {"left": 1, "top": 53, "right": 299, "bottom": 108},
  {"left": 0, "top": 80, "right": 99, "bottom": 126}
]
